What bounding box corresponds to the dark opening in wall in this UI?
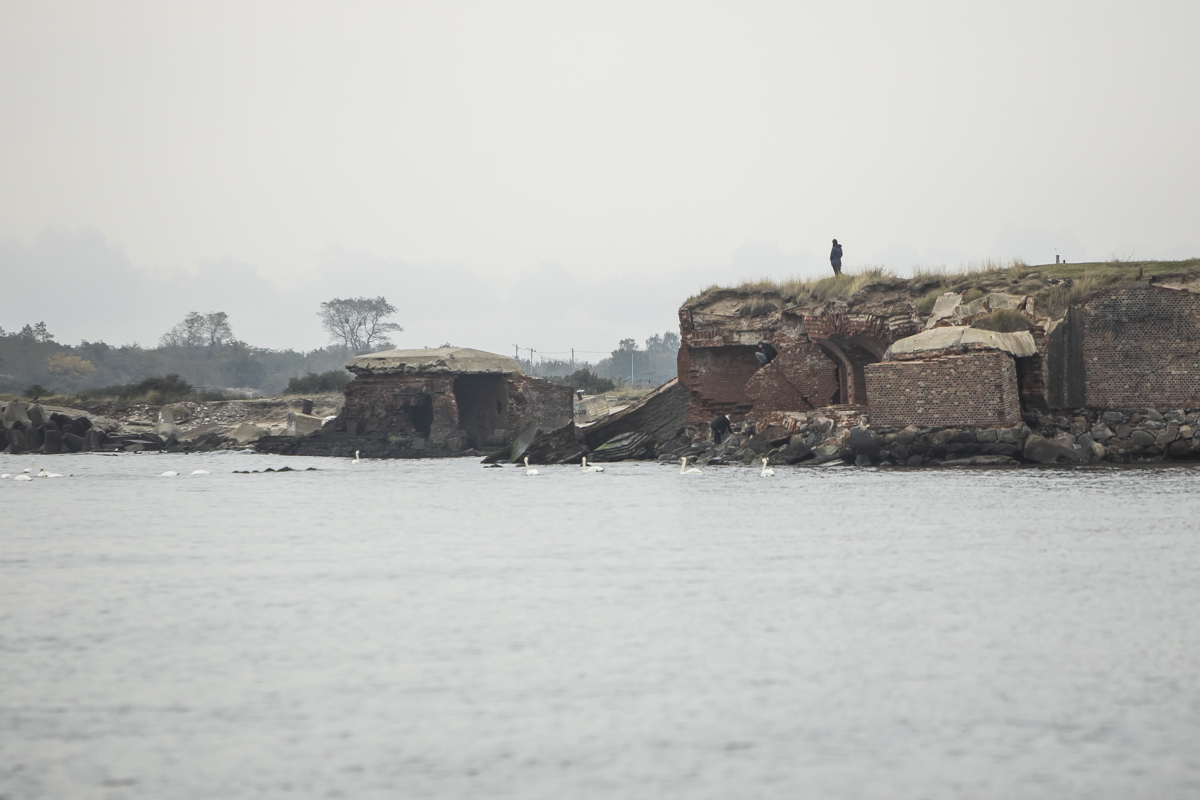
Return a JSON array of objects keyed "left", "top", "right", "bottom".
[
  {"left": 453, "top": 374, "right": 508, "bottom": 448},
  {"left": 405, "top": 394, "right": 433, "bottom": 438}
]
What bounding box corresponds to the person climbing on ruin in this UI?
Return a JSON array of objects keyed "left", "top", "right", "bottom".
[
  {"left": 755, "top": 340, "right": 778, "bottom": 368},
  {"left": 711, "top": 413, "right": 732, "bottom": 445},
  {"left": 830, "top": 239, "right": 843, "bottom": 276}
]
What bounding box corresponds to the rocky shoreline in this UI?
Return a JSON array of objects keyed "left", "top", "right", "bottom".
[
  {"left": 1, "top": 397, "right": 341, "bottom": 455},
  {"left": 649, "top": 406, "right": 1200, "bottom": 469}
]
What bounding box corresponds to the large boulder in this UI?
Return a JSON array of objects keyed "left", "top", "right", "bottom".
[
  {"left": 1022, "top": 434, "right": 1084, "bottom": 465},
  {"left": 41, "top": 427, "right": 62, "bottom": 454},
  {"left": 2, "top": 401, "right": 30, "bottom": 427},
  {"left": 1130, "top": 429, "right": 1156, "bottom": 448},
  {"left": 232, "top": 422, "right": 267, "bottom": 444},
  {"left": 286, "top": 410, "right": 325, "bottom": 436},
  {"left": 845, "top": 426, "right": 879, "bottom": 454}
]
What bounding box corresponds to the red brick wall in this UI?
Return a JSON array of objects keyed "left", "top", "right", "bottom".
[
  {"left": 511, "top": 376, "right": 574, "bottom": 432},
  {"left": 679, "top": 345, "right": 759, "bottom": 422},
  {"left": 340, "top": 374, "right": 458, "bottom": 437},
  {"left": 744, "top": 342, "right": 840, "bottom": 412},
  {"left": 1079, "top": 285, "right": 1200, "bottom": 408},
  {"left": 865, "top": 351, "right": 1022, "bottom": 428}
]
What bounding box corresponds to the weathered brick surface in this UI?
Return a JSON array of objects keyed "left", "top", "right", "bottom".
[
  {"left": 321, "top": 371, "right": 572, "bottom": 453},
  {"left": 744, "top": 342, "right": 840, "bottom": 413},
  {"left": 865, "top": 351, "right": 1022, "bottom": 428},
  {"left": 1077, "top": 285, "right": 1200, "bottom": 408},
  {"left": 679, "top": 345, "right": 760, "bottom": 423}
]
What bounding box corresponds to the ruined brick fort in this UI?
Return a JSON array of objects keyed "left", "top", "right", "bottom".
[
  {"left": 259, "top": 261, "right": 1200, "bottom": 466},
  {"left": 677, "top": 266, "right": 1200, "bottom": 465}
]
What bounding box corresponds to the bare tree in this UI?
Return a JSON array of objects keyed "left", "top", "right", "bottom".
[{"left": 318, "top": 296, "right": 403, "bottom": 353}]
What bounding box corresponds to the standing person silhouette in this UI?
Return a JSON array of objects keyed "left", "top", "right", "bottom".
[{"left": 830, "top": 239, "right": 843, "bottom": 276}]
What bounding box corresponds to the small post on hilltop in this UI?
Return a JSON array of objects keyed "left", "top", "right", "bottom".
[
  {"left": 571, "top": 348, "right": 574, "bottom": 371},
  {"left": 530, "top": 347, "right": 534, "bottom": 376}
]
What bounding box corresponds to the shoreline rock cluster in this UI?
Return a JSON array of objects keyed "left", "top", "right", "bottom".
[
  {"left": 659, "top": 406, "right": 1200, "bottom": 469},
  {"left": 2, "top": 398, "right": 336, "bottom": 455}
]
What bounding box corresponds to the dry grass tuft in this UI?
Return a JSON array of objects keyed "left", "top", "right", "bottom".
[
  {"left": 1033, "top": 274, "right": 1114, "bottom": 318},
  {"left": 970, "top": 309, "right": 1033, "bottom": 333}
]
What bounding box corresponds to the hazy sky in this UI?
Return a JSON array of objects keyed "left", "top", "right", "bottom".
[{"left": 2, "top": 1, "right": 1198, "bottom": 359}]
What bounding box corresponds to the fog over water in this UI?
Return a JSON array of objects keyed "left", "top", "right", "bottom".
[{"left": 3, "top": 452, "right": 1200, "bottom": 798}]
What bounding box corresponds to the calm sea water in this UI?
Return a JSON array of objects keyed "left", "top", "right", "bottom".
[{"left": 2, "top": 451, "right": 1199, "bottom": 799}]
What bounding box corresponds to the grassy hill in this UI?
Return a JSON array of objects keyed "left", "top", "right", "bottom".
[{"left": 686, "top": 258, "right": 1200, "bottom": 320}]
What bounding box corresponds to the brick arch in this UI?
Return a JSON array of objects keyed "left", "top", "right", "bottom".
[{"left": 814, "top": 339, "right": 853, "bottom": 405}]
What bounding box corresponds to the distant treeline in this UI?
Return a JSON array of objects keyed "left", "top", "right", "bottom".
[
  {"left": 0, "top": 317, "right": 352, "bottom": 397},
  {"left": 0, "top": 313, "right": 682, "bottom": 399}
]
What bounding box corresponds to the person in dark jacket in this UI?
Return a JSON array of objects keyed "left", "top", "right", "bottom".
[
  {"left": 755, "top": 340, "right": 778, "bottom": 367},
  {"left": 711, "top": 414, "right": 732, "bottom": 445},
  {"left": 830, "top": 239, "right": 843, "bottom": 275}
]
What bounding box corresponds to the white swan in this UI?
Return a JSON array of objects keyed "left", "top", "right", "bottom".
[
  {"left": 760, "top": 457, "right": 775, "bottom": 477},
  {"left": 351, "top": 450, "right": 362, "bottom": 463},
  {"left": 191, "top": 469, "right": 211, "bottom": 475},
  {"left": 38, "top": 469, "right": 63, "bottom": 478},
  {"left": 159, "top": 470, "right": 180, "bottom": 477},
  {"left": 524, "top": 456, "right": 539, "bottom": 476},
  {"left": 0, "top": 474, "right": 10, "bottom": 479},
  {"left": 679, "top": 456, "right": 703, "bottom": 475},
  {"left": 14, "top": 474, "right": 33, "bottom": 481},
  {"left": 581, "top": 457, "right": 604, "bottom": 473},
  {"left": 23, "top": 461, "right": 35, "bottom": 473}
]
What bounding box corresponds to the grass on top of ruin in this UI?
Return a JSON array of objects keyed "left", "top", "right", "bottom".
[{"left": 686, "top": 257, "right": 1200, "bottom": 320}]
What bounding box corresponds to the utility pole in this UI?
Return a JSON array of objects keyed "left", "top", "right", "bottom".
[
  {"left": 530, "top": 347, "right": 534, "bottom": 376},
  {"left": 571, "top": 348, "right": 574, "bottom": 372}
]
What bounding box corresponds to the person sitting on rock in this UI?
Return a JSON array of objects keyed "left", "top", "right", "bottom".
[
  {"left": 711, "top": 414, "right": 732, "bottom": 445},
  {"left": 755, "top": 340, "right": 778, "bottom": 367}
]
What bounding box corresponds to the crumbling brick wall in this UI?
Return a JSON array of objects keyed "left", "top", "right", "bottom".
[
  {"left": 336, "top": 374, "right": 458, "bottom": 438},
  {"left": 865, "top": 351, "right": 1022, "bottom": 428},
  {"left": 1076, "top": 285, "right": 1200, "bottom": 408},
  {"left": 744, "top": 342, "right": 840, "bottom": 413},
  {"left": 679, "top": 345, "right": 760, "bottom": 423},
  {"left": 511, "top": 376, "right": 574, "bottom": 432}
]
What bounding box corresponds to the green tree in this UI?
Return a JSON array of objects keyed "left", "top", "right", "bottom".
[{"left": 18, "top": 322, "right": 54, "bottom": 343}]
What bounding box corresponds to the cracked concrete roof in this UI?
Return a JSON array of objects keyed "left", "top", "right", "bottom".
[{"left": 347, "top": 347, "right": 523, "bottom": 375}]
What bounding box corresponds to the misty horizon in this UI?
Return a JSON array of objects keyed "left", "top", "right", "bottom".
[{"left": 2, "top": 2, "right": 1197, "bottom": 356}]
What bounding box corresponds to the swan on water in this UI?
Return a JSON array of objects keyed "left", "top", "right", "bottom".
[
  {"left": 351, "top": 450, "right": 362, "bottom": 463},
  {"left": 23, "top": 461, "right": 35, "bottom": 473},
  {"left": 0, "top": 474, "right": 10, "bottom": 479},
  {"left": 524, "top": 456, "right": 539, "bottom": 476},
  {"left": 679, "top": 456, "right": 703, "bottom": 475},
  {"left": 13, "top": 474, "right": 33, "bottom": 481},
  {"left": 191, "top": 469, "right": 211, "bottom": 475},
  {"left": 38, "top": 469, "right": 63, "bottom": 478},
  {"left": 760, "top": 457, "right": 775, "bottom": 477},
  {"left": 159, "top": 471, "right": 180, "bottom": 477},
  {"left": 581, "top": 457, "right": 604, "bottom": 473}
]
